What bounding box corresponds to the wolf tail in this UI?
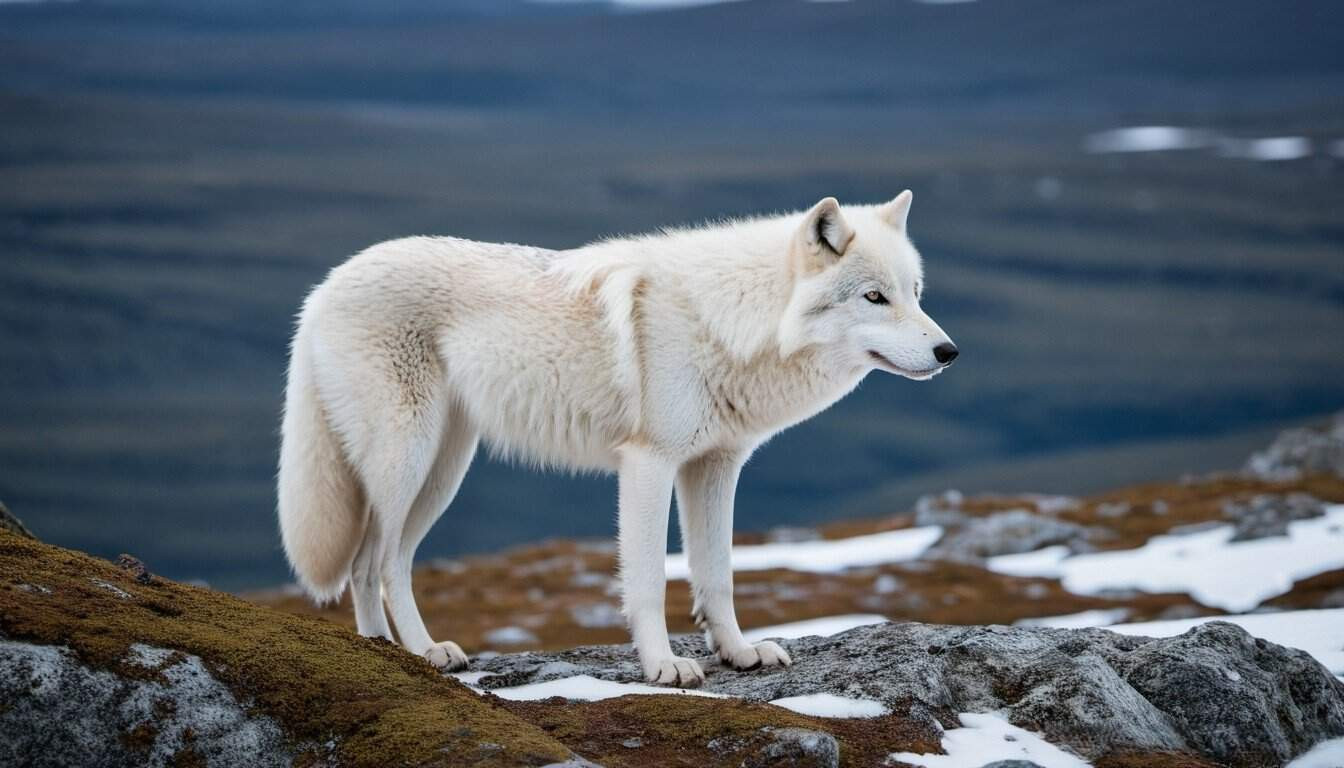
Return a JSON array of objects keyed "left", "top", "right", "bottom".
[{"left": 277, "top": 306, "right": 365, "bottom": 603}]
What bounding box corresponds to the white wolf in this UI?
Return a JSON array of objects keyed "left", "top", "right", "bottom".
[{"left": 277, "top": 192, "right": 957, "bottom": 686}]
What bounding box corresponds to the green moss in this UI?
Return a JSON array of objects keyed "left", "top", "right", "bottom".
[{"left": 0, "top": 530, "right": 575, "bottom": 767}]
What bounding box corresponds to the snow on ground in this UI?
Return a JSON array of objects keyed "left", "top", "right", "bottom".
[
  {"left": 1014, "top": 608, "right": 1129, "bottom": 629},
  {"left": 768, "top": 693, "right": 889, "bottom": 718},
  {"left": 450, "top": 670, "right": 499, "bottom": 686},
  {"left": 1109, "top": 608, "right": 1344, "bottom": 679},
  {"left": 742, "top": 613, "right": 888, "bottom": 642},
  {"left": 890, "top": 712, "right": 1091, "bottom": 768},
  {"left": 488, "top": 674, "right": 728, "bottom": 701},
  {"left": 987, "top": 506, "right": 1344, "bottom": 612},
  {"left": 665, "top": 526, "right": 942, "bottom": 580},
  {"left": 1287, "top": 737, "right": 1344, "bottom": 768}
]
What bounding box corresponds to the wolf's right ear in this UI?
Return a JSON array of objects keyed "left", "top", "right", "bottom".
[
  {"left": 797, "top": 197, "right": 854, "bottom": 269},
  {"left": 876, "top": 190, "right": 913, "bottom": 230}
]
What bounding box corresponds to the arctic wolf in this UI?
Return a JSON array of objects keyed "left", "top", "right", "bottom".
[{"left": 278, "top": 192, "right": 957, "bottom": 686}]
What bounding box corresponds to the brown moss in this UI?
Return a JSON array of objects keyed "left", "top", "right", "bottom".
[
  {"left": 1266, "top": 568, "right": 1344, "bottom": 611},
  {"left": 499, "top": 693, "right": 943, "bottom": 768},
  {"left": 0, "top": 530, "right": 576, "bottom": 767}
]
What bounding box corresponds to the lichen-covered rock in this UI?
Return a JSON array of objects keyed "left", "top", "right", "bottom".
[
  {"left": 1222, "top": 493, "right": 1325, "bottom": 541},
  {"left": 742, "top": 727, "right": 838, "bottom": 768},
  {"left": 0, "top": 640, "right": 290, "bottom": 768},
  {"left": 473, "top": 621, "right": 1344, "bottom": 768},
  {"left": 924, "top": 508, "right": 1104, "bottom": 561},
  {"left": 1246, "top": 412, "right": 1344, "bottom": 481},
  {"left": 0, "top": 500, "right": 33, "bottom": 539},
  {"left": 0, "top": 529, "right": 589, "bottom": 768}
]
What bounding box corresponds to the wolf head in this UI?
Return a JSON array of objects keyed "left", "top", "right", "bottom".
[{"left": 778, "top": 192, "right": 958, "bottom": 380}]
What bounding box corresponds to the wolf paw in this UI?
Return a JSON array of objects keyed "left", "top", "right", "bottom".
[
  {"left": 721, "top": 640, "right": 792, "bottom": 671},
  {"left": 423, "top": 640, "right": 469, "bottom": 671},
  {"left": 646, "top": 656, "right": 706, "bottom": 688}
]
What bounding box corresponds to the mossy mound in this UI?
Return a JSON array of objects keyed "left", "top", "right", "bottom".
[{"left": 0, "top": 528, "right": 578, "bottom": 767}]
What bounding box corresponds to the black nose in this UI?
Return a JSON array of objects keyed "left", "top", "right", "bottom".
[{"left": 933, "top": 342, "right": 959, "bottom": 365}]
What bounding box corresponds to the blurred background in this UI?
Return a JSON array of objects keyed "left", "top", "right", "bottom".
[{"left": 1, "top": 0, "right": 1341, "bottom": 591}]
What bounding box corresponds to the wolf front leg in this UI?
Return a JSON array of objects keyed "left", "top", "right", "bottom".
[
  {"left": 676, "top": 449, "right": 792, "bottom": 671},
  {"left": 617, "top": 443, "right": 705, "bottom": 687}
]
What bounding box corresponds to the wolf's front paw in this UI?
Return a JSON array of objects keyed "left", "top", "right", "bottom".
[
  {"left": 646, "top": 656, "right": 706, "bottom": 688},
  {"left": 721, "top": 640, "right": 792, "bottom": 671},
  {"left": 423, "top": 640, "right": 469, "bottom": 671}
]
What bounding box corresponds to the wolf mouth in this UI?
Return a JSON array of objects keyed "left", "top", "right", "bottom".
[{"left": 867, "top": 350, "right": 942, "bottom": 379}]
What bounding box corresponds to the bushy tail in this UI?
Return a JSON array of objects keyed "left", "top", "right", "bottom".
[{"left": 277, "top": 317, "right": 365, "bottom": 603}]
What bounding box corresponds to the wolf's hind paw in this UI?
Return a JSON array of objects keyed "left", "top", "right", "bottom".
[
  {"left": 723, "top": 640, "right": 792, "bottom": 671},
  {"left": 424, "top": 640, "right": 469, "bottom": 671}
]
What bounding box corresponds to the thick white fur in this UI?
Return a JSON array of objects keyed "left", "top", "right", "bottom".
[{"left": 277, "top": 193, "right": 955, "bottom": 684}]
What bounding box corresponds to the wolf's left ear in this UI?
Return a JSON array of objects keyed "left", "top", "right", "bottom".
[
  {"left": 800, "top": 197, "right": 854, "bottom": 258},
  {"left": 877, "top": 190, "right": 913, "bottom": 230}
]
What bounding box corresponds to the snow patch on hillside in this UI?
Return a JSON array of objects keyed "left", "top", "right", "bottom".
[
  {"left": 890, "top": 711, "right": 1091, "bottom": 767},
  {"left": 987, "top": 506, "right": 1344, "bottom": 612},
  {"left": 666, "top": 526, "right": 942, "bottom": 580}
]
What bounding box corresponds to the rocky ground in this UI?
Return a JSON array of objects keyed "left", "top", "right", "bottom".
[
  {"left": 3, "top": 414, "right": 1344, "bottom": 767},
  {"left": 252, "top": 416, "right": 1344, "bottom": 655}
]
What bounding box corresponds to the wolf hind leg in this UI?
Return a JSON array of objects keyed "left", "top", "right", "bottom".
[
  {"left": 381, "top": 406, "right": 479, "bottom": 670},
  {"left": 349, "top": 509, "right": 392, "bottom": 640}
]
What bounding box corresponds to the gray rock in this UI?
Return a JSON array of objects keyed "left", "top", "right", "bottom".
[
  {"left": 743, "top": 727, "right": 838, "bottom": 768},
  {"left": 1222, "top": 493, "right": 1325, "bottom": 542},
  {"left": 913, "top": 489, "right": 967, "bottom": 527},
  {"left": 0, "top": 500, "right": 34, "bottom": 539},
  {"left": 0, "top": 638, "right": 292, "bottom": 768},
  {"left": 471, "top": 621, "right": 1344, "bottom": 767},
  {"left": 1246, "top": 412, "right": 1344, "bottom": 481},
  {"left": 925, "top": 508, "right": 1105, "bottom": 561}
]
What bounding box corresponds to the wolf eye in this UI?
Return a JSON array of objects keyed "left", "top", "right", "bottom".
[{"left": 864, "top": 290, "right": 888, "bottom": 305}]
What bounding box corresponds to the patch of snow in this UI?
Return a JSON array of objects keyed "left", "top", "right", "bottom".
[
  {"left": 1014, "top": 608, "right": 1129, "bottom": 629},
  {"left": 1085, "top": 126, "right": 1214, "bottom": 154},
  {"left": 483, "top": 626, "right": 540, "bottom": 646},
  {"left": 489, "top": 674, "right": 728, "bottom": 701},
  {"left": 1287, "top": 737, "right": 1344, "bottom": 768},
  {"left": 1330, "top": 139, "right": 1344, "bottom": 159},
  {"left": 90, "top": 578, "right": 131, "bottom": 599},
  {"left": 987, "top": 506, "right": 1344, "bottom": 612},
  {"left": 1029, "top": 494, "right": 1080, "bottom": 514},
  {"left": 769, "top": 693, "right": 888, "bottom": 718},
  {"left": 450, "top": 670, "right": 498, "bottom": 686},
  {"left": 742, "top": 614, "right": 887, "bottom": 642},
  {"left": 890, "top": 711, "right": 1091, "bottom": 767},
  {"left": 1218, "top": 136, "right": 1311, "bottom": 161},
  {"left": 570, "top": 601, "right": 625, "bottom": 628},
  {"left": 873, "top": 573, "right": 902, "bottom": 594},
  {"left": 666, "top": 526, "right": 942, "bottom": 580},
  {"left": 1108, "top": 608, "right": 1344, "bottom": 678}
]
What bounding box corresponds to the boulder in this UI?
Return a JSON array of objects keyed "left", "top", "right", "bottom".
[
  {"left": 474, "top": 621, "right": 1344, "bottom": 767},
  {"left": 1246, "top": 412, "right": 1344, "bottom": 481}
]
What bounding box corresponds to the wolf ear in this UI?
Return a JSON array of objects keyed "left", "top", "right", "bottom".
[
  {"left": 800, "top": 197, "right": 854, "bottom": 259},
  {"left": 877, "top": 190, "right": 913, "bottom": 230}
]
